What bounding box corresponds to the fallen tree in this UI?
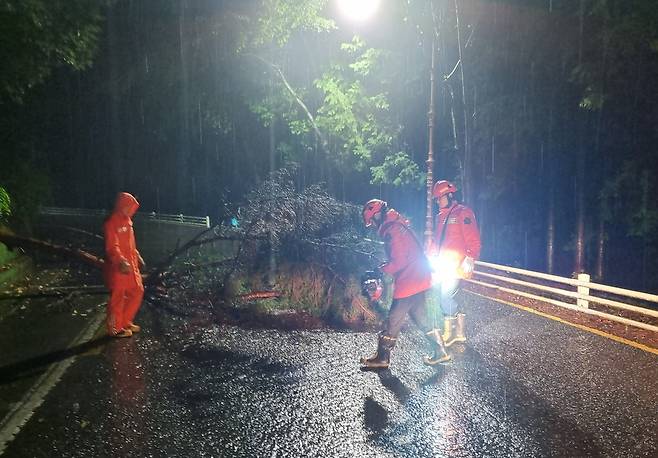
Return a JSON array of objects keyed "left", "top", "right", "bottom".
[
  {"left": 0, "top": 227, "right": 104, "bottom": 269},
  {"left": 0, "top": 167, "right": 390, "bottom": 327},
  {"left": 150, "top": 167, "right": 387, "bottom": 325}
]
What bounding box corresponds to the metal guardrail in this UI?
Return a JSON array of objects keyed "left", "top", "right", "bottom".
[
  {"left": 467, "top": 260, "right": 658, "bottom": 333},
  {"left": 39, "top": 206, "right": 210, "bottom": 228}
]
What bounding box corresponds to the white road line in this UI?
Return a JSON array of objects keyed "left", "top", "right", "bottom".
[{"left": 0, "top": 311, "right": 105, "bottom": 455}]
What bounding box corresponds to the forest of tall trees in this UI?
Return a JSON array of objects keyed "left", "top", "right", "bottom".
[{"left": 1, "top": 0, "right": 658, "bottom": 291}]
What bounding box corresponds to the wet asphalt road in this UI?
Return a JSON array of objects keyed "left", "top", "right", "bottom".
[{"left": 2, "top": 292, "right": 657, "bottom": 457}]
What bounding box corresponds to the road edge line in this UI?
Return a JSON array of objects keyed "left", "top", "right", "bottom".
[
  {"left": 465, "top": 290, "right": 658, "bottom": 356},
  {"left": 0, "top": 311, "right": 105, "bottom": 455}
]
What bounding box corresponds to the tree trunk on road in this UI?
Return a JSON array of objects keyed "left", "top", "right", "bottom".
[{"left": 0, "top": 229, "right": 104, "bottom": 269}]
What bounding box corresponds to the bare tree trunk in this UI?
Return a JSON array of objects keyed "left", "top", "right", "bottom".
[
  {"left": 107, "top": 6, "right": 124, "bottom": 193},
  {"left": 595, "top": 219, "right": 605, "bottom": 280},
  {"left": 594, "top": 10, "right": 610, "bottom": 282},
  {"left": 641, "top": 170, "right": 649, "bottom": 290},
  {"left": 546, "top": 87, "right": 555, "bottom": 273},
  {"left": 269, "top": 70, "right": 277, "bottom": 284},
  {"left": 573, "top": 0, "right": 586, "bottom": 274},
  {"left": 574, "top": 156, "right": 586, "bottom": 274},
  {"left": 546, "top": 186, "right": 555, "bottom": 273},
  {"left": 177, "top": 0, "right": 191, "bottom": 211},
  {"left": 0, "top": 229, "right": 104, "bottom": 269},
  {"left": 250, "top": 55, "right": 330, "bottom": 157},
  {"left": 454, "top": 0, "right": 471, "bottom": 204}
]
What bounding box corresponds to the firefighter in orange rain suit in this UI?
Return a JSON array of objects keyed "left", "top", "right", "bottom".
[
  {"left": 430, "top": 180, "right": 481, "bottom": 347},
  {"left": 104, "top": 192, "right": 145, "bottom": 338},
  {"left": 360, "top": 199, "right": 451, "bottom": 369}
]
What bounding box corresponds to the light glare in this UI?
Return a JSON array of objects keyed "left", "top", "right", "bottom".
[
  {"left": 428, "top": 251, "right": 461, "bottom": 285},
  {"left": 337, "top": 0, "right": 381, "bottom": 22}
]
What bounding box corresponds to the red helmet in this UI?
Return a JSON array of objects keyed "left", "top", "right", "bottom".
[
  {"left": 362, "top": 199, "right": 387, "bottom": 227},
  {"left": 432, "top": 180, "right": 457, "bottom": 200}
]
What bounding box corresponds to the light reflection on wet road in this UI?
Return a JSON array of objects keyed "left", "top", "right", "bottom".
[{"left": 3, "top": 293, "right": 658, "bottom": 457}]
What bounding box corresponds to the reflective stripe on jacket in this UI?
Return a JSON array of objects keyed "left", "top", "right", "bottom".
[{"left": 433, "top": 203, "right": 481, "bottom": 261}]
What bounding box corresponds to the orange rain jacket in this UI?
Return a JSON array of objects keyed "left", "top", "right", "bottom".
[
  {"left": 378, "top": 209, "right": 432, "bottom": 299},
  {"left": 103, "top": 193, "right": 143, "bottom": 291},
  {"left": 432, "top": 202, "right": 481, "bottom": 261}
]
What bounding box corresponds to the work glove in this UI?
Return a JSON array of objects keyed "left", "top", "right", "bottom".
[
  {"left": 460, "top": 256, "right": 475, "bottom": 278},
  {"left": 119, "top": 259, "right": 131, "bottom": 274}
]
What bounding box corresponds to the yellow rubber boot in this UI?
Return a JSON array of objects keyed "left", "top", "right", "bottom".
[
  {"left": 453, "top": 313, "right": 466, "bottom": 344},
  {"left": 442, "top": 316, "right": 457, "bottom": 347}
]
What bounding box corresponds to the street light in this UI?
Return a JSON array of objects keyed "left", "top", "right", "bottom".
[{"left": 336, "top": 0, "right": 381, "bottom": 22}]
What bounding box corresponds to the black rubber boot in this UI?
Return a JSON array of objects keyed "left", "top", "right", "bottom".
[
  {"left": 423, "top": 329, "right": 451, "bottom": 366},
  {"left": 360, "top": 333, "right": 396, "bottom": 369}
]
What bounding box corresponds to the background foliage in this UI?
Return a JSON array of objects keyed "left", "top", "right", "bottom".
[
  {"left": 0, "top": 186, "right": 10, "bottom": 218},
  {"left": 2, "top": 0, "right": 658, "bottom": 290}
]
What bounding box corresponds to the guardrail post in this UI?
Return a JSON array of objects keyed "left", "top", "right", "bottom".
[
  {"left": 205, "top": 216, "right": 210, "bottom": 228},
  {"left": 577, "top": 273, "right": 590, "bottom": 308}
]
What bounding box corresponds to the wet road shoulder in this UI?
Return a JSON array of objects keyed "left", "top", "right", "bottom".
[{"left": 2, "top": 294, "right": 657, "bottom": 457}]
